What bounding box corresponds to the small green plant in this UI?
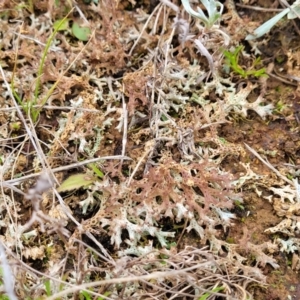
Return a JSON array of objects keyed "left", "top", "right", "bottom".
[
  {"left": 234, "top": 200, "right": 245, "bottom": 210},
  {"left": 11, "top": 13, "right": 71, "bottom": 122},
  {"left": 13, "top": 2, "right": 33, "bottom": 13},
  {"left": 218, "top": 137, "right": 227, "bottom": 144},
  {"left": 274, "top": 100, "right": 286, "bottom": 113},
  {"left": 11, "top": 8, "right": 90, "bottom": 123},
  {"left": 223, "top": 46, "right": 267, "bottom": 78},
  {"left": 198, "top": 286, "right": 224, "bottom": 300},
  {"left": 87, "top": 163, "right": 104, "bottom": 179},
  {"left": 71, "top": 22, "right": 91, "bottom": 41},
  {"left": 80, "top": 290, "right": 111, "bottom": 300},
  {"left": 44, "top": 279, "right": 52, "bottom": 297},
  {"left": 43, "top": 279, "right": 109, "bottom": 300},
  {"left": 54, "top": 18, "right": 91, "bottom": 42},
  {"left": 57, "top": 173, "right": 97, "bottom": 192},
  {"left": 226, "top": 237, "right": 235, "bottom": 243},
  {"left": 9, "top": 121, "right": 21, "bottom": 131},
  {"left": 181, "top": 0, "right": 223, "bottom": 28}
]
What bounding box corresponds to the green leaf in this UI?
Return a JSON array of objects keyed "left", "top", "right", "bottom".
[
  {"left": 72, "top": 22, "right": 91, "bottom": 41},
  {"left": 87, "top": 163, "right": 104, "bottom": 179},
  {"left": 57, "top": 173, "right": 96, "bottom": 192},
  {"left": 53, "top": 18, "right": 70, "bottom": 31},
  {"left": 245, "top": 8, "right": 289, "bottom": 40},
  {"left": 223, "top": 45, "right": 266, "bottom": 79},
  {"left": 44, "top": 280, "right": 52, "bottom": 297},
  {"left": 198, "top": 286, "right": 224, "bottom": 300},
  {"left": 80, "top": 290, "right": 92, "bottom": 300},
  {"left": 97, "top": 291, "right": 111, "bottom": 300}
]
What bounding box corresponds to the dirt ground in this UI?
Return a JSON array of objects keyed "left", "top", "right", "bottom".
[{"left": 1, "top": 0, "right": 300, "bottom": 299}]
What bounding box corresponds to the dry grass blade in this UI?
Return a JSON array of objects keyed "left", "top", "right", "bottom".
[
  {"left": 46, "top": 245, "right": 257, "bottom": 300},
  {"left": 0, "top": 241, "right": 17, "bottom": 300},
  {"left": 3, "top": 155, "right": 131, "bottom": 185},
  {"left": 244, "top": 143, "right": 293, "bottom": 185},
  {"left": 0, "top": 65, "right": 52, "bottom": 177}
]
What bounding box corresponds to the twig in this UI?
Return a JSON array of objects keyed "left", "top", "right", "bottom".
[
  {"left": 72, "top": 238, "right": 115, "bottom": 265},
  {"left": 1, "top": 182, "right": 26, "bottom": 196},
  {"left": 0, "top": 65, "right": 53, "bottom": 183},
  {"left": 160, "top": 0, "right": 179, "bottom": 13},
  {"left": 127, "top": 140, "right": 155, "bottom": 186},
  {"left": 12, "top": 32, "right": 62, "bottom": 51},
  {"left": 244, "top": 143, "right": 293, "bottom": 185},
  {"left": 1, "top": 243, "right": 108, "bottom": 299},
  {"left": 121, "top": 90, "right": 128, "bottom": 165},
  {"left": 0, "top": 105, "right": 100, "bottom": 113},
  {"left": 129, "top": 3, "right": 162, "bottom": 56},
  {"left": 0, "top": 241, "right": 18, "bottom": 300},
  {"left": 47, "top": 261, "right": 218, "bottom": 300},
  {"left": 267, "top": 71, "right": 298, "bottom": 86},
  {"left": 41, "top": 28, "right": 96, "bottom": 106},
  {"left": 279, "top": 0, "right": 300, "bottom": 36},
  {"left": 3, "top": 155, "right": 131, "bottom": 185},
  {"left": 235, "top": 3, "right": 283, "bottom": 12},
  {"left": 175, "top": 218, "right": 188, "bottom": 249},
  {"left": 72, "top": 0, "right": 89, "bottom": 24}
]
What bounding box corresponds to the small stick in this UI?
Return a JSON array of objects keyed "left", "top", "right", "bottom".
[
  {"left": 3, "top": 155, "right": 131, "bottom": 185},
  {"left": 244, "top": 143, "right": 293, "bottom": 185},
  {"left": 121, "top": 90, "right": 128, "bottom": 165}
]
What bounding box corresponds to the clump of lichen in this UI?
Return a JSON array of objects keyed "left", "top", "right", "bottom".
[{"left": 83, "top": 156, "right": 236, "bottom": 249}]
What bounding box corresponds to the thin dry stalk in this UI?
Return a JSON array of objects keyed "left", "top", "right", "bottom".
[
  {"left": 47, "top": 261, "right": 218, "bottom": 300},
  {"left": 0, "top": 105, "right": 100, "bottom": 112},
  {"left": 0, "top": 241, "right": 17, "bottom": 300},
  {"left": 3, "top": 155, "right": 131, "bottom": 185},
  {"left": 244, "top": 143, "right": 293, "bottom": 185},
  {"left": 127, "top": 140, "right": 155, "bottom": 186},
  {"left": 129, "top": 3, "right": 163, "bottom": 56},
  {"left": 12, "top": 31, "right": 62, "bottom": 51},
  {"left": 20, "top": 173, "right": 70, "bottom": 239},
  {"left": 121, "top": 90, "right": 128, "bottom": 165},
  {"left": 235, "top": 3, "right": 283, "bottom": 11},
  {"left": 2, "top": 243, "right": 103, "bottom": 298},
  {"left": 0, "top": 65, "right": 53, "bottom": 182}
]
